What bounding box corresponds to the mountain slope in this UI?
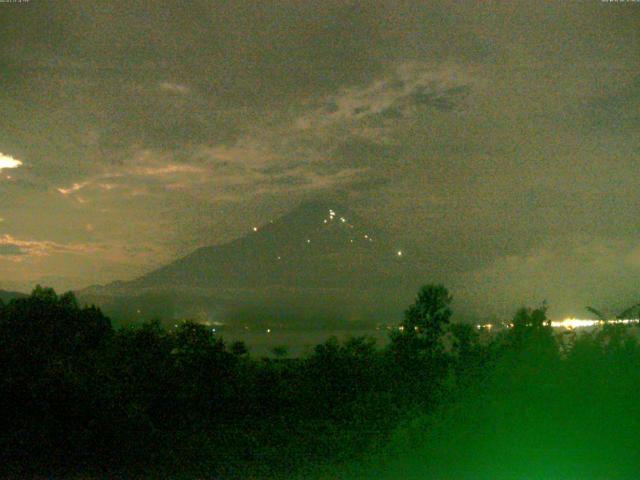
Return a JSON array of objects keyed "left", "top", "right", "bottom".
[
  {"left": 79, "top": 201, "right": 422, "bottom": 327},
  {"left": 162, "top": 202, "right": 402, "bottom": 286},
  {"left": 0, "top": 289, "right": 27, "bottom": 304}
]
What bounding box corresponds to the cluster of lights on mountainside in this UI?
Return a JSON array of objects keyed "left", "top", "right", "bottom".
[{"left": 251, "top": 208, "right": 404, "bottom": 261}]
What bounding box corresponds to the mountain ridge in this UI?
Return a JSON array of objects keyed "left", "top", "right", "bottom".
[
  {"left": 0, "top": 289, "right": 27, "bottom": 304},
  {"left": 77, "top": 201, "right": 421, "bottom": 327}
]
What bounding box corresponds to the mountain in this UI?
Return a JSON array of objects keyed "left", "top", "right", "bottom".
[
  {"left": 0, "top": 289, "right": 27, "bottom": 304},
  {"left": 78, "top": 201, "right": 423, "bottom": 329}
]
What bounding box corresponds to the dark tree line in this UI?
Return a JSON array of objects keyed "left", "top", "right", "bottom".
[{"left": 2, "top": 285, "right": 640, "bottom": 479}]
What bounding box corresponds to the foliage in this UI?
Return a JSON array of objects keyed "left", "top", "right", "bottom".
[
  {"left": 2, "top": 285, "right": 640, "bottom": 479},
  {"left": 390, "top": 284, "right": 452, "bottom": 360}
]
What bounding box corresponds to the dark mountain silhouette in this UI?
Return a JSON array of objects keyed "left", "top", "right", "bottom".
[
  {"left": 78, "top": 201, "right": 423, "bottom": 328},
  {"left": 0, "top": 289, "right": 27, "bottom": 304}
]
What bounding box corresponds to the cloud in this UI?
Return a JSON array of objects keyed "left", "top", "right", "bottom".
[
  {"left": 584, "top": 74, "right": 640, "bottom": 130},
  {"left": 55, "top": 151, "right": 208, "bottom": 199},
  {"left": 0, "top": 152, "right": 23, "bottom": 172},
  {"left": 296, "top": 62, "right": 476, "bottom": 131},
  {"left": 0, "top": 244, "right": 26, "bottom": 256},
  {"left": 132, "top": 163, "right": 206, "bottom": 177},
  {"left": 57, "top": 181, "right": 90, "bottom": 196},
  {"left": 0, "top": 234, "right": 102, "bottom": 261},
  {"left": 454, "top": 237, "right": 640, "bottom": 319},
  {"left": 159, "top": 82, "right": 190, "bottom": 95}
]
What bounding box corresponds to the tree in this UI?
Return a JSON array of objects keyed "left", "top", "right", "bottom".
[
  {"left": 512, "top": 302, "right": 550, "bottom": 331},
  {"left": 271, "top": 345, "right": 288, "bottom": 359},
  {"left": 391, "top": 284, "right": 453, "bottom": 359},
  {"left": 231, "top": 341, "right": 249, "bottom": 357},
  {"left": 0, "top": 286, "right": 112, "bottom": 363},
  {"left": 586, "top": 302, "right": 640, "bottom": 322},
  {"left": 506, "top": 303, "right": 558, "bottom": 362}
]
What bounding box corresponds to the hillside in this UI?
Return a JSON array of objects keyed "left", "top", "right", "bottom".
[{"left": 78, "top": 201, "right": 423, "bottom": 328}]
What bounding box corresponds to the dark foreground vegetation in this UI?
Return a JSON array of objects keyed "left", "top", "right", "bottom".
[{"left": 2, "top": 285, "right": 640, "bottom": 479}]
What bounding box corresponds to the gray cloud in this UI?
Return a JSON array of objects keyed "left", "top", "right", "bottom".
[
  {"left": 0, "top": 244, "right": 25, "bottom": 256},
  {"left": 584, "top": 75, "right": 640, "bottom": 130}
]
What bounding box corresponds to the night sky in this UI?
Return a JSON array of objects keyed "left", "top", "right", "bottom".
[{"left": 1, "top": 1, "right": 639, "bottom": 318}]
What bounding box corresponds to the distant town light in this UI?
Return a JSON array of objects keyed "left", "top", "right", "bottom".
[
  {"left": 474, "top": 318, "right": 640, "bottom": 331},
  {"left": 252, "top": 226, "right": 258, "bottom": 232},
  {"left": 397, "top": 250, "right": 403, "bottom": 256}
]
